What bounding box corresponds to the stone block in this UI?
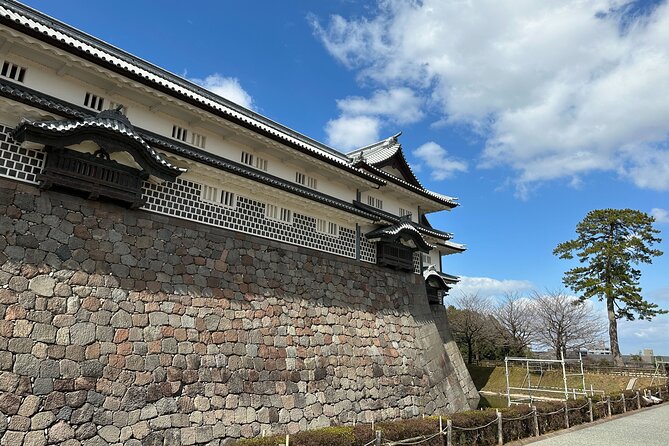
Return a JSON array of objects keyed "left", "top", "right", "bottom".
[
  {"left": 48, "top": 420, "right": 75, "bottom": 443},
  {"left": 70, "top": 323, "right": 96, "bottom": 346},
  {"left": 28, "top": 276, "right": 55, "bottom": 297}
]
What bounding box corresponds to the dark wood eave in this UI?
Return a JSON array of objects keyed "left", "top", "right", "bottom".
[{"left": 0, "top": 5, "right": 385, "bottom": 187}]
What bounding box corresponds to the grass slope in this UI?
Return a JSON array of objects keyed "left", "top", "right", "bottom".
[{"left": 469, "top": 365, "right": 655, "bottom": 395}]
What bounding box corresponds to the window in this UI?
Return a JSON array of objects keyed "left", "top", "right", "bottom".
[
  {"left": 201, "top": 185, "right": 235, "bottom": 207},
  {"left": 191, "top": 132, "right": 206, "bottom": 149},
  {"left": 317, "top": 218, "right": 338, "bottom": 236},
  {"left": 296, "top": 171, "right": 318, "bottom": 189},
  {"left": 280, "top": 208, "right": 292, "bottom": 223},
  {"left": 242, "top": 152, "right": 268, "bottom": 170},
  {"left": 422, "top": 254, "right": 433, "bottom": 265},
  {"left": 367, "top": 195, "right": 383, "bottom": 210},
  {"left": 190, "top": 132, "right": 207, "bottom": 149},
  {"left": 172, "top": 125, "right": 187, "bottom": 142},
  {"left": 221, "top": 190, "right": 235, "bottom": 207},
  {"left": 83, "top": 92, "right": 104, "bottom": 111},
  {"left": 266, "top": 204, "right": 292, "bottom": 223},
  {"left": 255, "top": 156, "right": 268, "bottom": 171},
  {"left": 201, "top": 185, "right": 219, "bottom": 203},
  {"left": 241, "top": 151, "right": 254, "bottom": 166},
  {"left": 399, "top": 208, "right": 412, "bottom": 218},
  {"left": 265, "top": 203, "right": 277, "bottom": 220},
  {"left": 1, "top": 61, "right": 26, "bottom": 82}
]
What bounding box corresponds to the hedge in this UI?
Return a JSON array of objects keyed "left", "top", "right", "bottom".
[{"left": 230, "top": 384, "right": 668, "bottom": 446}]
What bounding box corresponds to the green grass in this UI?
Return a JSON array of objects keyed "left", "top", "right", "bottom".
[{"left": 468, "top": 365, "right": 655, "bottom": 395}]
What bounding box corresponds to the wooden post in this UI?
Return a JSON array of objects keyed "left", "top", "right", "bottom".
[
  {"left": 606, "top": 396, "right": 611, "bottom": 418},
  {"left": 622, "top": 393, "right": 626, "bottom": 413},
  {"left": 496, "top": 410, "right": 503, "bottom": 445},
  {"left": 659, "top": 387, "right": 662, "bottom": 399},
  {"left": 447, "top": 419, "right": 452, "bottom": 446},
  {"left": 439, "top": 416, "right": 443, "bottom": 434},
  {"left": 588, "top": 398, "right": 593, "bottom": 423},
  {"left": 285, "top": 434, "right": 290, "bottom": 446},
  {"left": 532, "top": 406, "right": 539, "bottom": 437},
  {"left": 636, "top": 391, "right": 641, "bottom": 409},
  {"left": 375, "top": 430, "right": 382, "bottom": 446},
  {"left": 563, "top": 402, "right": 569, "bottom": 428}
]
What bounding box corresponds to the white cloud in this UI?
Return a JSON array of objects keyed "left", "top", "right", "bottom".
[
  {"left": 336, "top": 88, "right": 424, "bottom": 125},
  {"left": 192, "top": 74, "right": 254, "bottom": 110},
  {"left": 413, "top": 142, "right": 467, "bottom": 180},
  {"left": 617, "top": 313, "right": 669, "bottom": 354},
  {"left": 313, "top": 1, "right": 669, "bottom": 193},
  {"left": 325, "top": 115, "right": 381, "bottom": 150},
  {"left": 450, "top": 276, "right": 534, "bottom": 299},
  {"left": 651, "top": 207, "right": 669, "bottom": 224},
  {"left": 325, "top": 88, "right": 424, "bottom": 150}
]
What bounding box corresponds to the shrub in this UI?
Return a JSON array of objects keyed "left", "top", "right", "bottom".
[
  {"left": 499, "top": 405, "right": 533, "bottom": 442},
  {"left": 291, "top": 427, "right": 355, "bottom": 446},
  {"left": 534, "top": 401, "right": 567, "bottom": 434},
  {"left": 230, "top": 435, "right": 284, "bottom": 446},
  {"left": 229, "top": 386, "right": 668, "bottom": 446},
  {"left": 230, "top": 427, "right": 354, "bottom": 446},
  {"left": 449, "top": 409, "right": 498, "bottom": 445},
  {"left": 375, "top": 418, "right": 442, "bottom": 446}
]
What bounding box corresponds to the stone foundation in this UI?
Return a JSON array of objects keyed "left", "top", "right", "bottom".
[{"left": 0, "top": 177, "right": 478, "bottom": 445}]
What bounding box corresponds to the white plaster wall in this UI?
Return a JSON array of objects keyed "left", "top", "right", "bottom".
[{"left": 2, "top": 41, "right": 361, "bottom": 206}]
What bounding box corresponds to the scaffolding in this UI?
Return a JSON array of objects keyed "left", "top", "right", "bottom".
[
  {"left": 504, "top": 352, "right": 603, "bottom": 406},
  {"left": 650, "top": 359, "right": 669, "bottom": 386}
]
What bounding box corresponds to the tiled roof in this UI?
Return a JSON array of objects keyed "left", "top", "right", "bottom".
[
  {"left": 0, "top": 78, "right": 378, "bottom": 221},
  {"left": 423, "top": 265, "right": 459, "bottom": 288},
  {"left": 354, "top": 201, "right": 455, "bottom": 240},
  {"left": 0, "top": 1, "right": 384, "bottom": 186},
  {"left": 435, "top": 240, "right": 467, "bottom": 253},
  {"left": 14, "top": 108, "right": 185, "bottom": 175},
  {"left": 348, "top": 133, "right": 458, "bottom": 208},
  {"left": 347, "top": 133, "right": 403, "bottom": 165},
  {"left": 357, "top": 161, "right": 458, "bottom": 208},
  {"left": 366, "top": 220, "right": 435, "bottom": 252}
]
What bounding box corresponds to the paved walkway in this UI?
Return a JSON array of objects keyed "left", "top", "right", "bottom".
[{"left": 521, "top": 403, "right": 669, "bottom": 446}]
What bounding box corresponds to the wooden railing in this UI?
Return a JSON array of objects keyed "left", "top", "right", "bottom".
[
  {"left": 39, "top": 147, "right": 145, "bottom": 208},
  {"left": 377, "top": 242, "right": 414, "bottom": 271}
]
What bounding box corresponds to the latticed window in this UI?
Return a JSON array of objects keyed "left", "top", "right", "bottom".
[
  {"left": 84, "top": 92, "right": 104, "bottom": 111},
  {"left": 1, "top": 61, "right": 26, "bottom": 82},
  {"left": 367, "top": 195, "right": 383, "bottom": 210},
  {"left": 317, "top": 219, "right": 338, "bottom": 236},
  {"left": 171, "top": 125, "right": 187, "bottom": 142},
  {"left": 191, "top": 132, "right": 206, "bottom": 148}
]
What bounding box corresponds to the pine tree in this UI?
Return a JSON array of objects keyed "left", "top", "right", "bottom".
[{"left": 553, "top": 209, "right": 664, "bottom": 366}]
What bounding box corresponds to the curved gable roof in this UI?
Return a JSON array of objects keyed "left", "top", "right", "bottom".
[
  {"left": 347, "top": 133, "right": 423, "bottom": 188},
  {"left": 11, "top": 108, "right": 185, "bottom": 181}
]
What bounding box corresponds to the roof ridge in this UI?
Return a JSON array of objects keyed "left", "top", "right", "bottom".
[{"left": 0, "top": 0, "right": 351, "bottom": 161}]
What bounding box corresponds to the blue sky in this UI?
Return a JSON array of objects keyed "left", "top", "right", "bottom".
[{"left": 21, "top": 1, "right": 669, "bottom": 355}]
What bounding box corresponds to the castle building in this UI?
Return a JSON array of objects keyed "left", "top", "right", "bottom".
[{"left": 0, "top": 1, "right": 478, "bottom": 444}]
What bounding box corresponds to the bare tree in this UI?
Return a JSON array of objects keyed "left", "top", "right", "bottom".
[
  {"left": 494, "top": 292, "right": 534, "bottom": 355},
  {"left": 448, "top": 293, "right": 493, "bottom": 364},
  {"left": 531, "top": 290, "right": 606, "bottom": 359}
]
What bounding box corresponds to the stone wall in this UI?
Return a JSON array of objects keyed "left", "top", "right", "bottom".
[{"left": 0, "top": 176, "right": 478, "bottom": 446}]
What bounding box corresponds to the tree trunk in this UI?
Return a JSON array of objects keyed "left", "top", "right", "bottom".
[
  {"left": 607, "top": 296, "right": 624, "bottom": 366},
  {"left": 467, "top": 339, "right": 473, "bottom": 364}
]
